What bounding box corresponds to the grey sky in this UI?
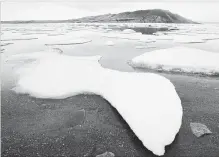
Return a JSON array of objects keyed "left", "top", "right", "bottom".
[{"left": 1, "top": 0, "right": 219, "bottom": 22}]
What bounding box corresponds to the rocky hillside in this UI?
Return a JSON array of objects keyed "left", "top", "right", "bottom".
[{"left": 72, "top": 9, "right": 197, "bottom": 23}]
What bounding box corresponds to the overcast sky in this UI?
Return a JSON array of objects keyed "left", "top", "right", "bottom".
[{"left": 1, "top": 0, "right": 219, "bottom": 22}]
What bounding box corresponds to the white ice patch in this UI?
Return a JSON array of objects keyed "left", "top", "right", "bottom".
[
  {"left": 45, "top": 38, "right": 92, "bottom": 45},
  {"left": 198, "top": 34, "right": 219, "bottom": 41},
  {"left": 135, "top": 45, "right": 147, "bottom": 49},
  {"left": 10, "top": 50, "right": 183, "bottom": 156},
  {"left": 155, "top": 35, "right": 173, "bottom": 40},
  {"left": 104, "top": 32, "right": 156, "bottom": 43},
  {"left": 1, "top": 37, "right": 38, "bottom": 41},
  {"left": 173, "top": 35, "right": 205, "bottom": 43},
  {"left": 122, "top": 29, "right": 136, "bottom": 34},
  {"left": 135, "top": 45, "right": 156, "bottom": 49},
  {"left": 47, "top": 33, "right": 65, "bottom": 36},
  {"left": 1, "top": 42, "right": 14, "bottom": 47},
  {"left": 105, "top": 41, "right": 114, "bottom": 46},
  {"left": 131, "top": 46, "right": 219, "bottom": 75}
]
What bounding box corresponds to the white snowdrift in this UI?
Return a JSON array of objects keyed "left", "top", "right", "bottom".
[
  {"left": 10, "top": 50, "right": 182, "bottom": 156},
  {"left": 131, "top": 46, "right": 219, "bottom": 75}
]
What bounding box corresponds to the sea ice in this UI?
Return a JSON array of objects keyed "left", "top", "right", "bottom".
[
  {"left": 130, "top": 46, "right": 219, "bottom": 75},
  {"left": 45, "top": 38, "right": 92, "bottom": 45},
  {"left": 10, "top": 50, "right": 183, "bottom": 156},
  {"left": 105, "top": 41, "right": 114, "bottom": 46},
  {"left": 1, "top": 37, "right": 38, "bottom": 41},
  {"left": 173, "top": 35, "right": 205, "bottom": 43},
  {"left": 122, "top": 29, "right": 136, "bottom": 34},
  {"left": 135, "top": 45, "right": 156, "bottom": 49},
  {"left": 1, "top": 42, "right": 14, "bottom": 47}
]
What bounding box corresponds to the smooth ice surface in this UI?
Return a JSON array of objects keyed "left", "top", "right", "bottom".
[
  {"left": 10, "top": 50, "right": 183, "bottom": 156},
  {"left": 131, "top": 46, "right": 219, "bottom": 75}
]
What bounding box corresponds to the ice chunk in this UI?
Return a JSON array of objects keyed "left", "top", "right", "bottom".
[
  {"left": 122, "top": 29, "right": 136, "bottom": 34},
  {"left": 139, "top": 35, "right": 156, "bottom": 43},
  {"left": 1, "top": 37, "right": 38, "bottom": 41},
  {"left": 105, "top": 41, "right": 114, "bottom": 46},
  {"left": 1, "top": 42, "right": 14, "bottom": 47},
  {"left": 102, "top": 32, "right": 154, "bottom": 42},
  {"left": 199, "top": 34, "right": 219, "bottom": 41},
  {"left": 173, "top": 35, "right": 205, "bottom": 43},
  {"left": 45, "top": 38, "right": 92, "bottom": 46},
  {"left": 10, "top": 51, "right": 182, "bottom": 156},
  {"left": 135, "top": 45, "right": 156, "bottom": 49},
  {"left": 47, "top": 33, "right": 65, "bottom": 36},
  {"left": 155, "top": 35, "right": 173, "bottom": 40},
  {"left": 135, "top": 45, "right": 147, "bottom": 49},
  {"left": 131, "top": 46, "right": 219, "bottom": 76}
]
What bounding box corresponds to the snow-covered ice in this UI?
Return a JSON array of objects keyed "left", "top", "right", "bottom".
[
  {"left": 122, "top": 29, "right": 136, "bottom": 34},
  {"left": 102, "top": 32, "right": 156, "bottom": 43},
  {"left": 135, "top": 45, "right": 147, "bottom": 49},
  {"left": 105, "top": 41, "right": 114, "bottom": 46},
  {"left": 135, "top": 45, "right": 156, "bottom": 49},
  {"left": 173, "top": 35, "right": 205, "bottom": 43},
  {"left": 1, "top": 42, "right": 14, "bottom": 47},
  {"left": 1, "top": 37, "right": 38, "bottom": 41},
  {"left": 131, "top": 46, "right": 219, "bottom": 75},
  {"left": 10, "top": 50, "right": 183, "bottom": 156},
  {"left": 45, "top": 38, "right": 92, "bottom": 45}
]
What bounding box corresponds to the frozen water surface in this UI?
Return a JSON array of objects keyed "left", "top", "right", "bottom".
[{"left": 2, "top": 23, "right": 219, "bottom": 72}]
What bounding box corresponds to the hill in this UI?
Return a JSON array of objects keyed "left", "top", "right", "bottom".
[{"left": 71, "top": 9, "right": 197, "bottom": 23}]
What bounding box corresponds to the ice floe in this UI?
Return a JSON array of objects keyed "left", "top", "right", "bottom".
[
  {"left": 102, "top": 32, "right": 156, "bottom": 43},
  {"left": 47, "top": 33, "right": 65, "bottom": 36},
  {"left": 1, "top": 42, "right": 14, "bottom": 47},
  {"left": 122, "top": 29, "right": 136, "bottom": 34},
  {"left": 135, "top": 45, "right": 147, "bottom": 49},
  {"left": 130, "top": 46, "right": 219, "bottom": 76},
  {"left": 105, "top": 41, "right": 114, "bottom": 46},
  {"left": 135, "top": 45, "right": 156, "bottom": 49},
  {"left": 1, "top": 37, "right": 38, "bottom": 41},
  {"left": 45, "top": 38, "right": 92, "bottom": 46},
  {"left": 10, "top": 50, "right": 182, "bottom": 156},
  {"left": 173, "top": 35, "right": 205, "bottom": 43}
]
